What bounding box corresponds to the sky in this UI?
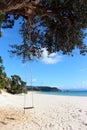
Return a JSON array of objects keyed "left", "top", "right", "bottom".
[{"left": 0, "top": 22, "right": 87, "bottom": 90}]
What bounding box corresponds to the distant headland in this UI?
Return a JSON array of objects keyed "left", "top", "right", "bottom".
[{"left": 27, "top": 86, "right": 62, "bottom": 92}]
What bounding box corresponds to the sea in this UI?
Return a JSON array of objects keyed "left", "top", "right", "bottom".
[{"left": 37, "top": 91, "right": 87, "bottom": 97}]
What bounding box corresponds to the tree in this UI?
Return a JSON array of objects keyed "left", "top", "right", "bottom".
[
  {"left": 0, "top": 0, "right": 87, "bottom": 61},
  {"left": 8, "top": 75, "right": 27, "bottom": 94},
  {"left": 0, "top": 56, "right": 27, "bottom": 94},
  {"left": 0, "top": 56, "right": 9, "bottom": 91},
  {"left": 0, "top": 11, "right": 4, "bottom": 37}
]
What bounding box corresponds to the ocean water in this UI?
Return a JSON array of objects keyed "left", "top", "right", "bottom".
[{"left": 37, "top": 91, "right": 87, "bottom": 97}]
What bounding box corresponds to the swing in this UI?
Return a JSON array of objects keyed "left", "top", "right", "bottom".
[{"left": 23, "top": 62, "right": 34, "bottom": 111}]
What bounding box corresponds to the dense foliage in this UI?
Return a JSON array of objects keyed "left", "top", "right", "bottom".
[
  {"left": 0, "top": 56, "right": 9, "bottom": 90},
  {"left": 7, "top": 75, "right": 27, "bottom": 94},
  {"left": 0, "top": 0, "right": 87, "bottom": 61},
  {"left": 0, "top": 56, "right": 27, "bottom": 94},
  {"left": 0, "top": 11, "right": 4, "bottom": 37}
]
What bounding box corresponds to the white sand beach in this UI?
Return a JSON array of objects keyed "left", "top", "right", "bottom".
[{"left": 0, "top": 91, "right": 87, "bottom": 130}]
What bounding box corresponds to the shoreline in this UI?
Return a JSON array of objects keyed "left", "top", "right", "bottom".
[
  {"left": 0, "top": 91, "right": 87, "bottom": 130},
  {"left": 35, "top": 90, "right": 87, "bottom": 97}
]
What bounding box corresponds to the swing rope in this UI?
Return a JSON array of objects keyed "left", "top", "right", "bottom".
[
  {"left": 23, "top": 62, "right": 34, "bottom": 113},
  {"left": 30, "top": 61, "right": 34, "bottom": 108}
]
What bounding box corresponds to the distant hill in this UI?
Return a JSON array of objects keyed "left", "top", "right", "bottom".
[{"left": 27, "top": 86, "right": 62, "bottom": 92}]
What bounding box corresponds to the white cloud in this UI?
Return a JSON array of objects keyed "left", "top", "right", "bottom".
[
  {"left": 80, "top": 81, "right": 87, "bottom": 89},
  {"left": 72, "top": 81, "right": 87, "bottom": 90},
  {"left": 32, "top": 78, "right": 37, "bottom": 82},
  {"left": 40, "top": 48, "right": 62, "bottom": 64}
]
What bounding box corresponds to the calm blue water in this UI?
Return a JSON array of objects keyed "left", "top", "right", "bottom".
[{"left": 37, "top": 91, "right": 87, "bottom": 97}]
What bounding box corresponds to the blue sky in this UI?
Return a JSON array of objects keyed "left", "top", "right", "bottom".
[{"left": 0, "top": 24, "right": 87, "bottom": 90}]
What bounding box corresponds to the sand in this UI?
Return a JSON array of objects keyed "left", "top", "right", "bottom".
[{"left": 0, "top": 91, "right": 87, "bottom": 130}]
